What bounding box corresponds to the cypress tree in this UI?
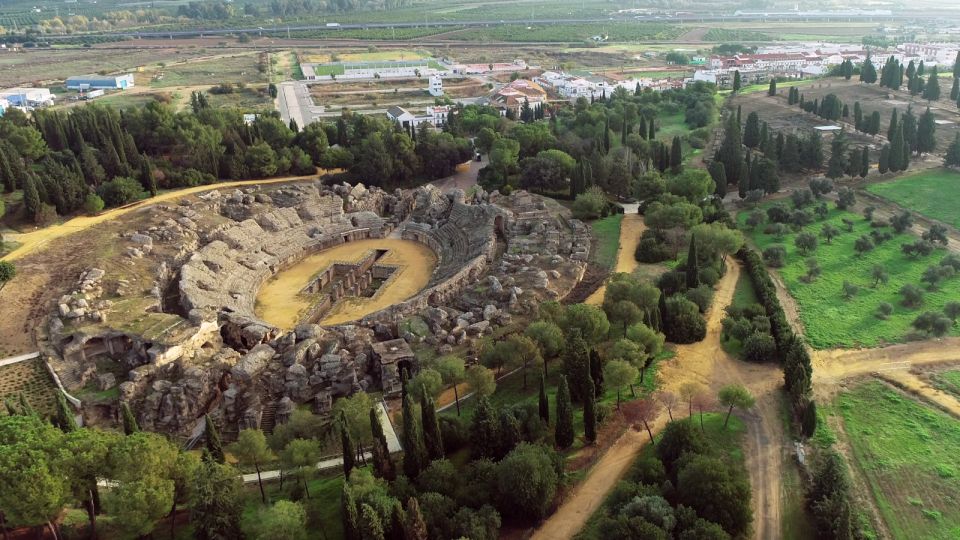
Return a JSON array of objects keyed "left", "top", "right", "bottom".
[
  {"left": 342, "top": 487, "right": 361, "bottom": 540},
  {"left": 951, "top": 77, "right": 959, "bottom": 101},
  {"left": 603, "top": 116, "right": 611, "bottom": 152},
  {"left": 718, "top": 114, "right": 743, "bottom": 185},
  {"left": 733, "top": 70, "right": 742, "bottom": 93},
  {"left": 686, "top": 234, "right": 700, "bottom": 289},
  {"left": 768, "top": 78, "right": 777, "bottom": 96},
  {"left": 860, "top": 147, "right": 870, "bottom": 178},
  {"left": 562, "top": 329, "right": 590, "bottom": 402},
  {"left": 15, "top": 392, "right": 33, "bottom": 417},
  {"left": 590, "top": 349, "right": 603, "bottom": 398},
  {"left": 917, "top": 106, "right": 937, "bottom": 155},
  {"left": 0, "top": 145, "right": 14, "bottom": 193},
  {"left": 670, "top": 136, "right": 682, "bottom": 172},
  {"left": 401, "top": 394, "right": 426, "bottom": 477},
  {"left": 583, "top": 376, "right": 596, "bottom": 444},
  {"left": 388, "top": 502, "right": 406, "bottom": 540},
  {"left": 420, "top": 393, "right": 444, "bottom": 461},
  {"left": 737, "top": 104, "right": 742, "bottom": 125},
  {"left": 340, "top": 411, "right": 356, "bottom": 479},
  {"left": 923, "top": 67, "right": 941, "bottom": 101},
  {"left": 205, "top": 414, "right": 225, "bottom": 463},
  {"left": 944, "top": 133, "right": 960, "bottom": 167},
  {"left": 538, "top": 375, "right": 549, "bottom": 423},
  {"left": 139, "top": 155, "right": 157, "bottom": 197},
  {"left": 878, "top": 144, "right": 891, "bottom": 173},
  {"left": 853, "top": 102, "right": 862, "bottom": 131},
  {"left": 953, "top": 51, "right": 960, "bottom": 79},
  {"left": 890, "top": 124, "right": 906, "bottom": 172},
  {"left": 621, "top": 119, "right": 627, "bottom": 146},
  {"left": 22, "top": 173, "right": 40, "bottom": 217},
  {"left": 888, "top": 109, "right": 899, "bottom": 141},
  {"left": 555, "top": 375, "right": 574, "bottom": 449},
  {"left": 55, "top": 391, "right": 77, "bottom": 432},
  {"left": 648, "top": 118, "right": 655, "bottom": 140},
  {"left": 638, "top": 116, "right": 647, "bottom": 140},
  {"left": 370, "top": 407, "right": 394, "bottom": 480},
  {"left": 743, "top": 112, "right": 761, "bottom": 148},
  {"left": 121, "top": 402, "right": 139, "bottom": 434},
  {"left": 405, "top": 498, "right": 428, "bottom": 540},
  {"left": 469, "top": 396, "right": 499, "bottom": 459}
]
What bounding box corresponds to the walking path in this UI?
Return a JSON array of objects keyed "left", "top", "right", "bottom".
[
  {"left": 1, "top": 173, "right": 321, "bottom": 262},
  {"left": 240, "top": 401, "right": 401, "bottom": 484},
  {"left": 585, "top": 206, "right": 644, "bottom": 305},
  {"left": 533, "top": 260, "right": 786, "bottom": 540}
]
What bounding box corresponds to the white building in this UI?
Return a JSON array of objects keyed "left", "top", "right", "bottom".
[
  {"left": 66, "top": 74, "right": 135, "bottom": 90},
  {"left": 386, "top": 105, "right": 451, "bottom": 129},
  {"left": 901, "top": 43, "right": 960, "bottom": 64},
  {"left": 302, "top": 60, "right": 445, "bottom": 81},
  {"left": 0, "top": 87, "right": 54, "bottom": 107},
  {"left": 428, "top": 75, "right": 443, "bottom": 97},
  {"left": 0, "top": 97, "right": 8, "bottom": 116}
]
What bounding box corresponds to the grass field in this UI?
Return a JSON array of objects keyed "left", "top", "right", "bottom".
[
  {"left": 304, "top": 49, "right": 428, "bottom": 63},
  {"left": 149, "top": 54, "right": 265, "bottom": 88},
  {"left": 867, "top": 169, "right": 960, "bottom": 229},
  {"left": 738, "top": 205, "right": 960, "bottom": 349},
  {"left": 590, "top": 214, "right": 623, "bottom": 270},
  {"left": 837, "top": 380, "right": 960, "bottom": 539}
]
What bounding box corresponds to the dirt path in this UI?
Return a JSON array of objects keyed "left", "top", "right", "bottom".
[
  {"left": 584, "top": 211, "right": 645, "bottom": 306},
  {"left": 1, "top": 173, "right": 321, "bottom": 263},
  {"left": 533, "top": 260, "right": 785, "bottom": 540},
  {"left": 876, "top": 369, "right": 960, "bottom": 418},
  {"left": 429, "top": 159, "right": 481, "bottom": 193}
]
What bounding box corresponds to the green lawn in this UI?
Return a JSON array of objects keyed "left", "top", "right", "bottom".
[
  {"left": 590, "top": 213, "right": 623, "bottom": 270},
  {"left": 738, "top": 205, "right": 960, "bottom": 348},
  {"left": 309, "top": 63, "right": 346, "bottom": 76},
  {"left": 866, "top": 169, "right": 960, "bottom": 229},
  {"left": 837, "top": 380, "right": 960, "bottom": 540},
  {"left": 732, "top": 267, "right": 759, "bottom": 308}
]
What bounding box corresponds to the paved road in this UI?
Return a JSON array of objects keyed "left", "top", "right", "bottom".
[{"left": 278, "top": 81, "right": 324, "bottom": 127}]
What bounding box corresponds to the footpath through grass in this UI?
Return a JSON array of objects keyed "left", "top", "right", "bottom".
[
  {"left": 866, "top": 168, "right": 960, "bottom": 229},
  {"left": 738, "top": 205, "right": 960, "bottom": 349},
  {"left": 837, "top": 380, "right": 960, "bottom": 540},
  {"left": 590, "top": 213, "right": 623, "bottom": 270}
]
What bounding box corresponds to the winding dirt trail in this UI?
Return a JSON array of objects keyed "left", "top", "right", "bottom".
[
  {"left": 2, "top": 173, "right": 322, "bottom": 263},
  {"left": 532, "top": 260, "right": 786, "bottom": 540}
]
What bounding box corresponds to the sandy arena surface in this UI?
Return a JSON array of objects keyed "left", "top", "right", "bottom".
[{"left": 254, "top": 239, "right": 437, "bottom": 329}]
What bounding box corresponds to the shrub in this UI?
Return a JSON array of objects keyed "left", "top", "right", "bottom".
[
  {"left": 98, "top": 177, "right": 147, "bottom": 207},
  {"left": 876, "top": 302, "right": 893, "bottom": 319},
  {"left": 635, "top": 232, "right": 673, "bottom": 263},
  {"left": 83, "top": 193, "right": 105, "bottom": 215},
  {"left": 663, "top": 296, "right": 706, "bottom": 344},
  {"left": 762, "top": 246, "right": 787, "bottom": 267},
  {"left": 742, "top": 331, "right": 777, "bottom": 362},
  {"left": 439, "top": 416, "right": 469, "bottom": 453},
  {"left": 572, "top": 186, "right": 607, "bottom": 220},
  {"left": 684, "top": 285, "right": 714, "bottom": 314}
]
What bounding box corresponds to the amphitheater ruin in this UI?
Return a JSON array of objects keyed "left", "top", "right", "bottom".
[{"left": 26, "top": 179, "right": 593, "bottom": 440}]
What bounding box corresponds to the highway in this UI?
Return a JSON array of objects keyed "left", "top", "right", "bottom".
[{"left": 33, "top": 12, "right": 932, "bottom": 41}]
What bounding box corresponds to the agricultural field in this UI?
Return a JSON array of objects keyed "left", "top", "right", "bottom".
[
  {"left": 738, "top": 204, "right": 960, "bottom": 349},
  {"left": 302, "top": 49, "right": 430, "bottom": 64},
  {"left": 0, "top": 359, "right": 58, "bottom": 417},
  {"left": 451, "top": 22, "right": 684, "bottom": 43},
  {"left": 867, "top": 169, "right": 960, "bottom": 229},
  {"left": 147, "top": 53, "right": 267, "bottom": 88},
  {"left": 834, "top": 380, "right": 960, "bottom": 539}
]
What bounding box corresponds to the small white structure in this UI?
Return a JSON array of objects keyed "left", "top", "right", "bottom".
[
  {"left": 387, "top": 106, "right": 418, "bottom": 128},
  {"left": 0, "top": 97, "right": 8, "bottom": 116},
  {"left": 428, "top": 75, "right": 443, "bottom": 97},
  {"left": 0, "top": 87, "right": 54, "bottom": 107}
]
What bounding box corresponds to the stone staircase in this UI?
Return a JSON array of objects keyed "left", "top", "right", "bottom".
[{"left": 260, "top": 401, "right": 278, "bottom": 434}]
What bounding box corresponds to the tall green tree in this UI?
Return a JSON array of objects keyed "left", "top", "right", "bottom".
[
  {"left": 583, "top": 376, "right": 597, "bottom": 444},
  {"left": 945, "top": 132, "right": 960, "bottom": 167},
  {"left": 54, "top": 391, "right": 77, "bottom": 433},
  {"left": 420, "top": 393, "right": 444, "bottom": 461},
  {"left": 768, "top": 78, "right": 777, "bottom": 96},
  {"left": 917, "top": 106, "right": 937, "bottom": 155},
  {"left": 826, "top": 131, "right": 849, "bottom": 179},
  {"left": 732, "top": 70, "right": 741, "bottom": 93},
  {"left": 191, "top": 457, "right": 244, "bottom": 540},
  {"left": 204, "top": 414, "right": 224, "bottom": 463},
  {"left": 342, "top": 487, "right": 361, "bottom": 540},
  {"left": 401, "top": 394, "right": 426, "bottom": 478},
  {"left": 538, "top": 375, "right": 550, "bottom": 423},
  {"left": 120, "top": 402, "right": 139, "bottom": 434},
  {"left": 923, "top": 67, "right": 941, "bottom": 101},
  {"left": 743, "top": 111, "right": 761, "bottom": 148},
  {"left": 686, "top": 234, "right": 700, "bottom": 289},
  {"left": 469, "top": 396, "right": 499, "bottom": 460},
  {"left": 340, "top": 411, "right": 357, "bottom": 480},
  {"left": 229, "top": 429, "right": 273, "bottom": 504},
  {"left": 555, "top": 376, "right": 574, "bottom": 449}
]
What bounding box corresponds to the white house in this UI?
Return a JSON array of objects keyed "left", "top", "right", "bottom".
[
  {"left": 387, "top": 105, "right": 451, "bottom": 129},
  {"left": 428, "top": 75, "right": 443, "bottom": 97},
  {"left": 66, "top": 74, "right": 135, "bottom": 90},
  {"left": 387, "top": 106, "right": 418, "bottom": 128},
  {"left": 0, "top": 87, "right": 54, "bottom": 107}
]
